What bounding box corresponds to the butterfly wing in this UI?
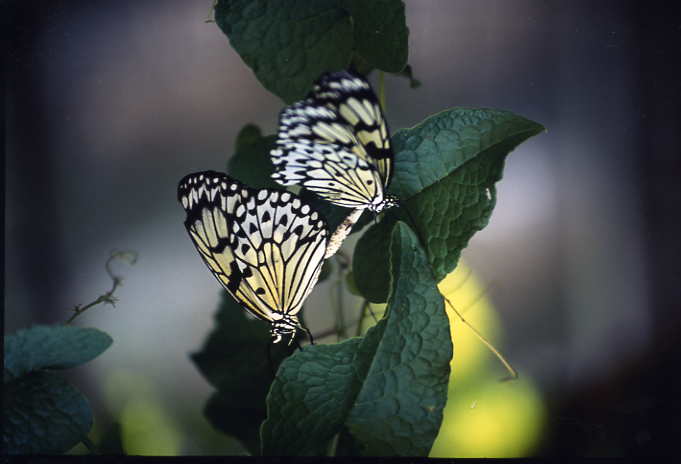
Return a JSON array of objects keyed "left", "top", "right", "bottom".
[
  {"left": 312, "top": 71, "right": 393, "bottom": 186},
  {"left": 178, "top": 171, "right": 329, "bottom": 322},
  {"left": 271, "top": 71, "right": 394, "bottom": 210},
  {"left": 272, "top": 138, "right": 383, "bottom": 210}
]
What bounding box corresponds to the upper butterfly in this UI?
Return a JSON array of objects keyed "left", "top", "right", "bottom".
[
  {"left": 178, "top": 171, "right": 328, "bottom": 344},
  {"left": 270, "top": 70, "right": 398, "bottom": 213}
]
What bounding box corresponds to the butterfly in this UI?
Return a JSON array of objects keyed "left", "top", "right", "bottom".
[
  {"left": 270, "top": 70, "right": 398, "bottom": 214},
  {"left": 178, "top": 171, "right": 329, "bottom": 344}
]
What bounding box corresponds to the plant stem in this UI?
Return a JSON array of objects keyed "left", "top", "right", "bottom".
[
  {"left": 378, "top": 71, "right": 386, "bottom": 112},
  {"left": 443, "top": 295, "right": 518, "bottom": 381},
  {"left": 355, "top": 300, "right": 370, "bottom": 336},
  {"left": 335, "top": 277, "right": 346, "bottom": 341}
]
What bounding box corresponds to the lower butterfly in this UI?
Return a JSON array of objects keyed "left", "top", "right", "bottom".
[{"left": 178, "top": 171, "right": 329, "bottom": 344}]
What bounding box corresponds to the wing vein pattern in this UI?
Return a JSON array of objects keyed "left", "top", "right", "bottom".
[
  {"left": 271, "top": 70, "right": 396, "bottom": 213},
  {"left": 178, "top": 171, "right": 329, "bottom": 342}
]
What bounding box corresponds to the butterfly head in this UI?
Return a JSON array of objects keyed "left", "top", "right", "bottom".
[
  {"left": 270, "top": 316, "right": 299, "bottom": 345},
  {"left": 369, "top": 194, "right": 399, "bottom": 214}
]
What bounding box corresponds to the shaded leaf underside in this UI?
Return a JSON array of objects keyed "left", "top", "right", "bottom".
[{"left": 215, "top": 0, "right": 408, "bottom": 103}]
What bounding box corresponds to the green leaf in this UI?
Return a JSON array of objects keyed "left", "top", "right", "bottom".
[
  {"left": 345, "top": 223, "right": 451, "bottom": 455},
  {"left": 227, "top": 124, "right": 279, "bottom": 189},
  {"left": 354, "top": 108, "right": 545, "bottom": 302},
  {"left": 3, "top": 371, "right": 92, "bottom": 454},
  {"left": 351, "top": 218, "right": 394, "bottom": 302},
  {"left": 344, "top": 0, "right": 408, "bottom": 73},
  {"left": 214, "top": 0, "right": 409, "bottom": 103},
  {"left": 191, "top": 292, "right": 298, "bottom": 455},
  {"left": 4, "top": 325, "right": 113, "bottom": 383},
  {"left": 215, "top": 0, "right": 353, "bottom": 103},
  {"left": 261, "top": 222, "right": 451, "bottom": 456}
]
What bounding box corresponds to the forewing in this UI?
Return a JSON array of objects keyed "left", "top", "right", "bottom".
[
  {"left": 311, "top": 71, "right": 393, "bottom": 187},
  {"left": 271, "top": 140, "right": 383, "bottom": 209},
  {"left": 228, "top": 188, "right": 329, "bottom": 316},
  {"left": 178, "top": 171, "right": 328, "bottom": 320},
  {"left": 271, "top": 71, "right": 393, "bottom": 209}
]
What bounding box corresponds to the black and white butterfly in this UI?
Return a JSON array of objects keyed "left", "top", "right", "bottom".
[
  {"left": 178, "top": 171, "right": 329, "bottom": 344},
  {"left": 270, "top": 70, "right": 398, "bottom": 214}
]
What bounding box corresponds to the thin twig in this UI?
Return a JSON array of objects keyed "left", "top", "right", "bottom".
[
  {"left": 355, "top": 300, "right": 370, "bottom": 337},
  {"left": 335, "top": 276, "right": 346, "bottom": 341},
  {"left": 459, "top": 282, "right": 495, "bottom": 316},
  {"left": 65, "top": 251, "right": 137, "bottom": 325},
  {"left": 443, "top": 295, "right": 518, "bottom": 382}
]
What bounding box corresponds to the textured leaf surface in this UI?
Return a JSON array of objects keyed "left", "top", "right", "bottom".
[
  {"left": 215, "top": 0, "right": 353, "bottom": 103},
  {"left": 227, "top": 124, "right": 279, "bottom": 189},
  {"left": 4, "top": 325, "right": 113, "bottom": 383},
  {"left": 345, "top": 223, "right": 451, "bottom": 455},
  {"left": 3, "top": 371, "right": 92, "bottom": 454},
  {"left": 388, "top": 108, "right": 543, "bottom": 201},
  {"left": 214, "top": 0, "right": 409, "bottom": 102},
  {"left": 344, "top": 0, "right": 408, "bottom": 72},
  {"left": 191, "top": 292, "right": 297, "bottom": 455},
  {"left": 261, "top": 337, "right": 366, "bottom": 456},
  {"left": 261, "top": 222, "right": 451, "bottom": 456},
  {"left": 354, "top": 108, "right": 544, "bottom": 302}
]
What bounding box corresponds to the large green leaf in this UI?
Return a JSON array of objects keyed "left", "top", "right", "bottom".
[
  {"left": 261, "top": 222, "right": 451, "bottom": 456},
  {"left": 191, "top": 292, "right": 298, "bottom": 455},
  {"left": 354, "top": 108, "right": 545, "bottom": 302},
  {"left": 348, "top": 217, "right": 394, "bottom": 302},
  {"left": 344, "top": 0, "right": 408, "bottom": 73},
  {"left": 227, "top": 124, "right": 279, "bottom": 189},
  {"left": 214, "top": 0, "right": 408, "bottom": 103},
  {"left": 3, "top": 371, "right": 92, "bottom": 454},
  {"left": 4, "top": 325, "right": 113, "bottom": 383}
]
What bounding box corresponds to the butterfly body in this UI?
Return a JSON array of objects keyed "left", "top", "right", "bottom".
[
  {"left": 271, "top": 71, "right": 397, "bottom": 214},
  {"left": 178, "top": 171, "right": 328, "bottom": 344}
]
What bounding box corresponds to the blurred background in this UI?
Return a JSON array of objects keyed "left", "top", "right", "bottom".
[{"left": 5, "top": 0, "right": 680, "bottom": 456}]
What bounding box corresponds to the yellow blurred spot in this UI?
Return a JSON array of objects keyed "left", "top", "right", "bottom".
[
  {"left": 357, "top": 261, "right": 545, "bottom": 457},
  {"left": 438, "top": 262, "right": 501, "bottom": 380},
  {"left": 103, "top": 369, "right": 182, "bottom": 455},
  {"left": 430, "top": 377, "right": 545, "bottom": 457},
  {"left": 430, "top": 262, "right": 545, "bottom": 457},
  {"left": 120, "top": 396, "right": 182, "bottom": 455}
]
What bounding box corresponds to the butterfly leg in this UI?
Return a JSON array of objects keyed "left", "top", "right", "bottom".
[{"left": 304, "top": 326, "right": 315, "bottom": 346}]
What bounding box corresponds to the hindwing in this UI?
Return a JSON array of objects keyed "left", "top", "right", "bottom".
[
  {"left": 178, "top": 171, "right": 329, "bottom": 322},
  {"left": 271, "top": 71, "right": 394, "bottom": 211}
]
